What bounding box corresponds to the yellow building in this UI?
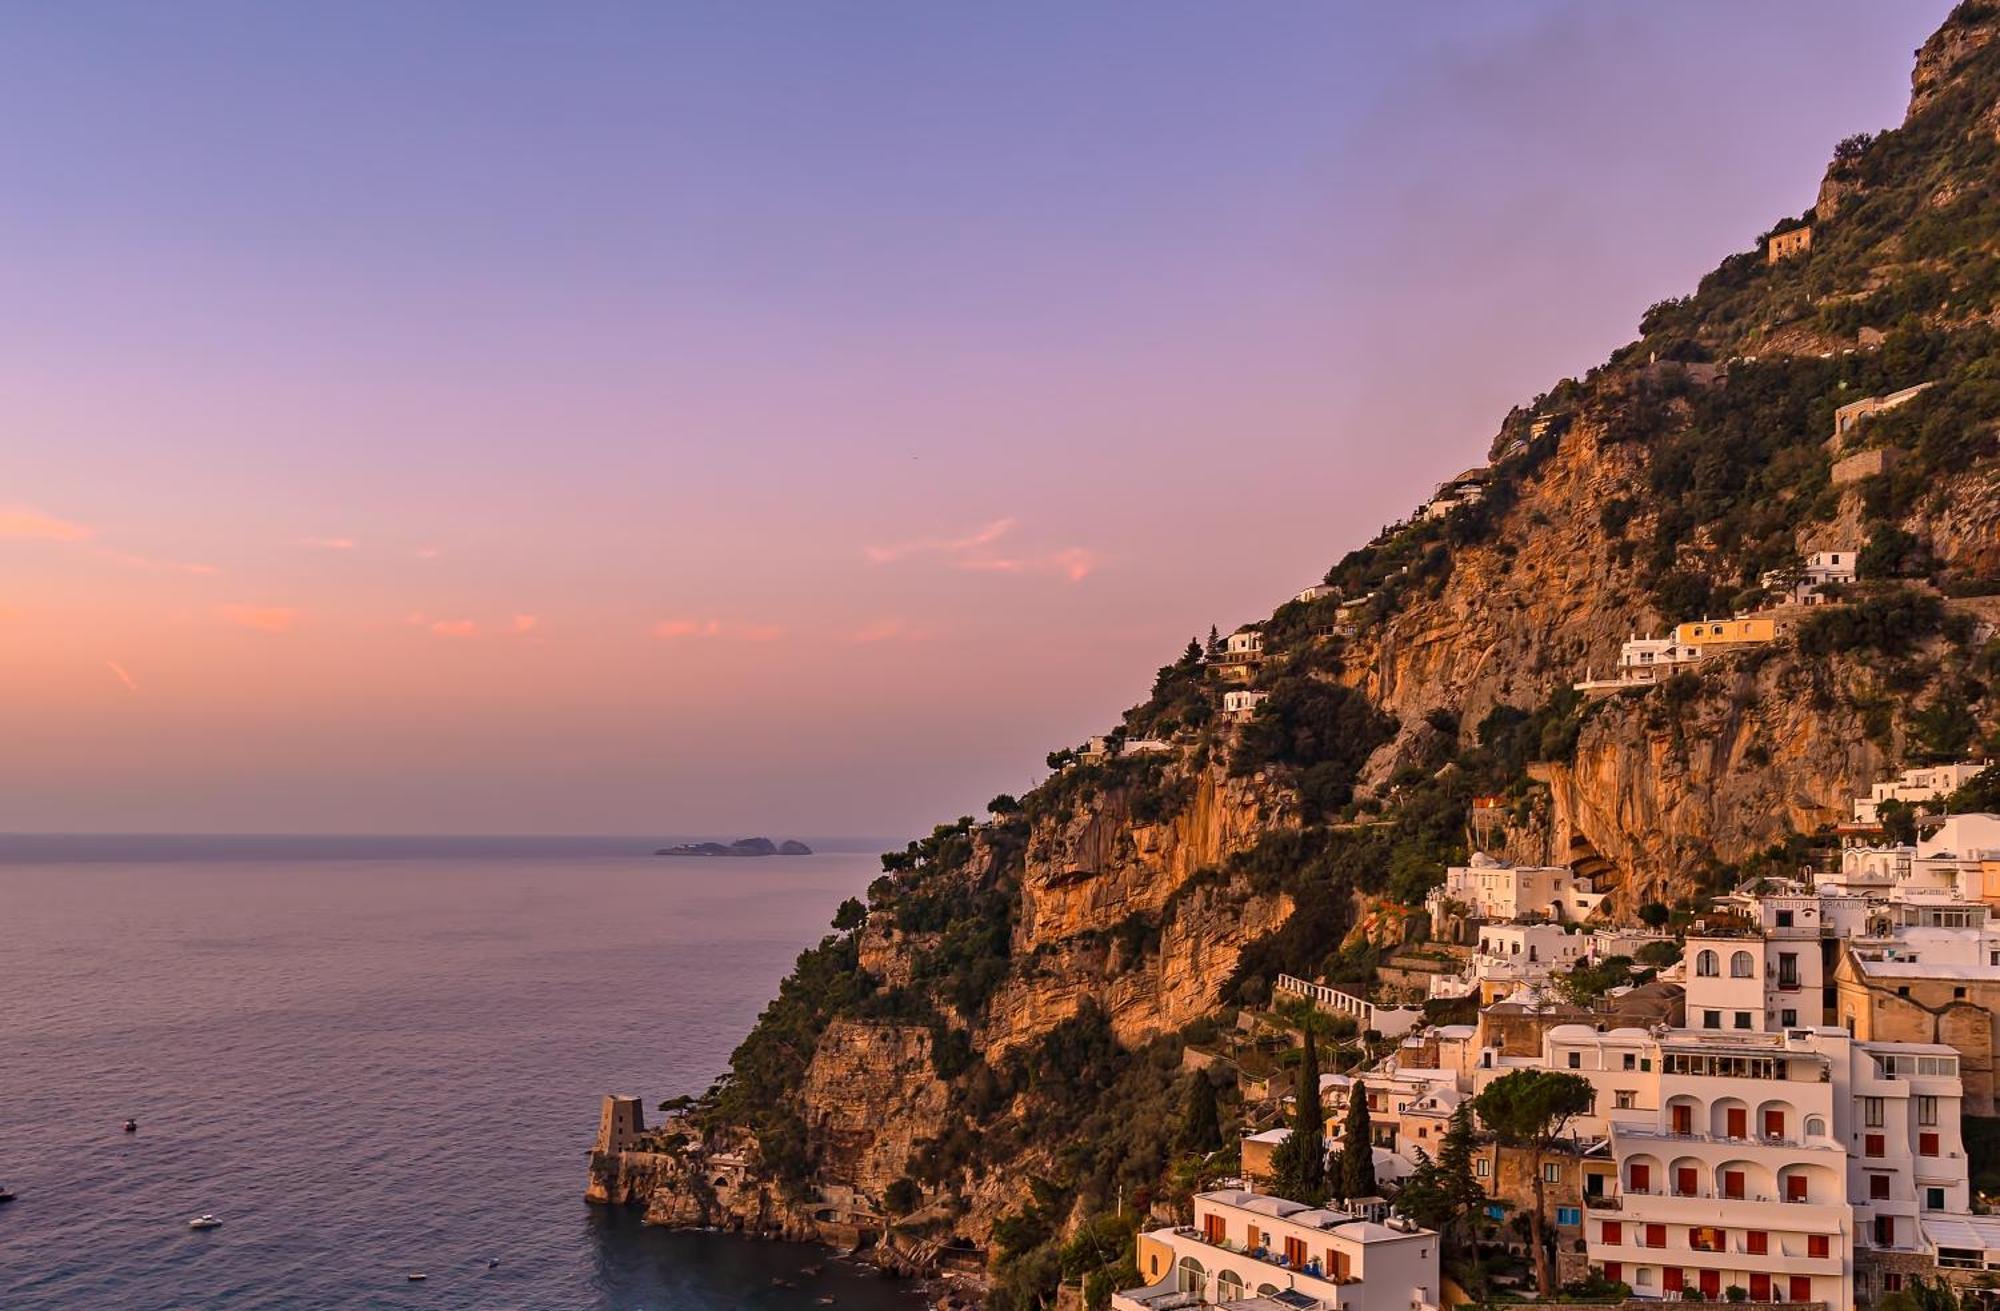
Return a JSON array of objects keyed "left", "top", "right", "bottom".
[
  {"left": 1672, "top": 616, "right": 1778, "bottom": 647},
  {"left": 1767, "top": 224, "right": 1812, "bottom": 263}
]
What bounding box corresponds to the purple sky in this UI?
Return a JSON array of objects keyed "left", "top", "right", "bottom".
[{"left": 0, "top": 2, "right": 1951, "bottom": 837}]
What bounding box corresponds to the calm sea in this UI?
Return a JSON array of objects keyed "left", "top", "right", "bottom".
[{"left": 0, "top": 835, "right": 930, "bottom": 1310}]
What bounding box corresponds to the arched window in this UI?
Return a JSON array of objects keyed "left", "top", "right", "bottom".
[
  {"left": 1177, "top": 1257, "right": 1206, "bottom": 1294},
  {"left": 1216, "top": 1270, "right": 1247, "bottom": 1301},
  {"left": 1805, "top": 1116, "right": 1826, "bottom": 1138},
  {"left": 1731, "top": 951, "right": 1755, "bottom": 978},
  {"left": 1696, "top": 950, "right": 1719, "bottom": 978}
]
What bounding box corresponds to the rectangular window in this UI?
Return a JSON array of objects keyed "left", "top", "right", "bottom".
[
  {"left": 1786, "top": 1174, "right": 1808, "bottom": 1202},
  {"left": 1475, "top": 1158, "right": 1490, "bottom": 1179},
  {"left": 1622, "top": 1053, "right": 1636, "bottom": 1071},
  {"left": 1664, "top": 1269, "right": 1684, "bottom": 1294},
  {"left": 1776, "top": 910, "right": 1794, "bottom": 929},
  {"left": 1722, "top": 1170, "right": 1744, "bottom": 1200},
  {"left": 1690, "top": 1226, "right": 1723, "bottom": 1253},
  {"left": 1557, "top": 1206, "right": 1581, "bottom": 1227},
  {"left": 1615, "top": 1090, "right": 1635, "bottom": 1109},
  {"left": 1675, "top": 1166, "right": 1697, "bottom": 1197},
  {"left": 1704, "top": 1010, "right": 1721, "bottom": 1030},
  {"left": 1887, "top": 1274, "right": 1906, "bottom": 1293},
  {"left": 1781, "top": 1008, "right": 1798, "bottom": 1028},
  {"left": 1866, "top": 1133, "right": 1886, "bottom": 1158},
  {"left": 1203, "top": 1212, "right": 1226, "bottom": 1242},
  {"left": 1791, "top": 1276, "right": 1813, "bottom": 1302},
  {"left": 1567, "top": 1051, "right": 1580, "bottom": 1068},
  {"left": 1746, "top": 1230, "right": 1768, "bottom": 1256},
  {"left": 1604, "top": 1262, "right": 1622, "bottom": 1285},
  {"left": 1764, "top": 1109, "right": 1785, "bottom": 1139},
  {"left": 1918, "top": 1096, "right": 1939, "bottom": 1126},
  {"left": 1871, "top": 1174, "right": 1890, "bottom": 1200},
  {"left": 1543, "top": 1162, "right": 1561, "bottom": 1183},
  {"left": 1644, "top": 1224, "right": 1666, "bottom": 1249},
  {"left": 1750, "top": 1273, "right": 1771, "bottom": 1302},
  {"left": 1602, "top": 1221, "right": 1622, "bottom": 1246},
  {"left": 1921, "top": 1132, "right": 1940, "bottom": 1157},
  {"left": 1927, "top": 1187, "right": 1946, "bottom": 1210},
  {"left": 1734, "top": 1011, "right": 1753, "bottom": 1030},
  {"left": 1285, "top": 1236, "right": 1308, "bottom": 1268},
  {"left": 1810, "top": 1234, "right": 1830, "bottom": 1258},
  {"left": 1875, "top": 1216, "right": 1895, "bottom": 1247},
  {"left": 1629, "top": 1163, "right": 1649, "bottom": 1192},
  {"left": 1864, "top": 1097, "right": 1884, "bottom": 1127}
]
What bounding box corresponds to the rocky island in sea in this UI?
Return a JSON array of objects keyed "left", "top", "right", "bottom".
[
  {"left": 591, "top": 10, "right": 2000, "bottom": 1309},
  {"left": 654, "top": 837, "right": 813, "bottom": 857}
]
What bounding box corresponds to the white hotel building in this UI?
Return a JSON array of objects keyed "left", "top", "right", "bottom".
[{"left": 1117, "top": 1190, "right": 1440, "bottom": 1311}]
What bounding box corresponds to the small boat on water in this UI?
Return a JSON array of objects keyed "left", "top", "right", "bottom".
[
  {"left": 407, "top": 1273, "right": 427, "bottom": 1282},
  {"left": 123, "top": 1120, "right": 138, "bottom": 1133},
  {"left": 188, "top": 1214, "right": 223, "bottom": 1230},
  {"left": 0, "top": 1187, "right": 16, "bottom": 1203}
]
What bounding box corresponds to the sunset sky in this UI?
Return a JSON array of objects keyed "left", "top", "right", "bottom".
[{"left": 0, "top": 2, "right": 1950, "bottom": 838}]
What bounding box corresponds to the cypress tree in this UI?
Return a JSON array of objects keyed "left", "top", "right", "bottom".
[
  {"left": 1178, "top": 1071, "right": 1222, "bottom": 1153},
  {"left": 1339, "top": 1081, "right": 1376, "bottom": 1201}
]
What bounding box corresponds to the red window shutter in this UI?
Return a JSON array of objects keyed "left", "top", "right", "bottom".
[
  {"left": 1750, "top": 1273, "right": 1771, "bottom": 1301},
  {"left": 1665, "top": 1268, "right": 1684, "bottom": 1294},
  {"left": 1871, "top": 1174, "right": 1890, "bottom": 1199},
  {"left": 1866, "top": 1133, "right": 1885, "bottom": 1157},
  {"left": 1809, "top": 1234, "right": 1830, "bottom": 1258},
  {"left": 1723, "top": 1170, "right": 1744, "bottom": 1199},
  {"left": 1672, "top": 1105, "right": 1692, "bottom": 1134},
  {"left": 1746, "top": 1230, "right": 1767, "bottom": 1255},
  {"left": 1605, "top": 1262, "right": 1622, "bottom": 1285},
  {"left": 1645, "top": 1224, "right": 1665, "bottom": 1249},
  {"left": 1676, "top": 1166, "right": 1697, "bottom": 1196},
  {"left": 1602, "top": 1221, "right": 1622, "bottom": 1246},
  {"left": 1701, "top": 1270, "right": 1721, "bottom": 1298},
  {"left": 1920, "top": 1133, "right": 1939, "bottom": 1157},
  {"left": 1791, "top": 1276, "right": 1813, "bottom": 1302},
  {"left": 1727, "top": 1107, "right": 1747, "bottom": 1138},
  {"left": 1786, "top": 1174, "right": 1808, "bottom": 1201},
  {"left": 1765, "top": 1109, "right": 1785, "bottom": 1138},
  {"left": 1630, "top": 1163, "right": 1650, "bottom": 1191}
]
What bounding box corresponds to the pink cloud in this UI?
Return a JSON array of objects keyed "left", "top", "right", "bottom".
[
  {"left": 105, "top": 660, "right": 139, "bottom": 693},
  {"left": 651, "top": 618, "right": 784, "bottom": 642},
  {"left": 95, "top": 548, "right": 218, "bottom": 575},
  {"left": 217, "top": 603, "right": 299, "bottom": 633},
  {"left": 430, "top": 619, "right": 478, "bottom": 638},
  {"left": 510, "top": 614, "right": 539, "bottom": 635},
  {"left": 864, "top": 517, "right": 1015, "bottom": 564},
  {"left": 300, "top": 536, "right": 356, "bottom": 550},
  {"left": 955, "top": 547, "right": 1097, "bottom": 582},
  {"left": 0, "top": 506, "right": 94, "bottom": 542},
  {"left": 414, "top": 546, "right": 441, "bottom": 560}
]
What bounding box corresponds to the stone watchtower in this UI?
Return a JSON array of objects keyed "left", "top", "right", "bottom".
[{"left": 594, "top": 1094, "right": 645, "bottom": 1155}]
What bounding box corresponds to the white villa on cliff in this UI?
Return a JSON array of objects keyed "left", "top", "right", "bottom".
[
  {"left": 1761, "top": 549, "right": 1859, "bottom": 607},
  {"left": 1852, "top": 761, "right": 1992, "bottom": 824},
  {"left": 1115, "top": 1189, "right": 1440, "bottom": 1311}
]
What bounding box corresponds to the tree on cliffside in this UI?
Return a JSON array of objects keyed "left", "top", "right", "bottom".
[
  {"left": 1473, "top": 1070, "right": 1594, "bottom": 1298},
  {"left": 1177, "top": 1071, "right": 1222, "bottom": 1154},
  {"left": 1270, "top": 1028, "right": 1327, "bottom": 1205},
  {"left": 1338, "top": 1084, "right": 1376, "bottom": 1201}
]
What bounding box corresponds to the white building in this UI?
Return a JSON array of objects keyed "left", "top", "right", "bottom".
[
  {"left": 1761, "top": 549, "right": 1859, "bottom": 607},
  {"left": 1223, "top": 690, "right": 1269, "bottom": 721},
  {"left": 1525, "top": 1024, "right": 1970, "bottom": 1311},
  {"left": 1427, "top": 853, "right": 1606, "bottom": 928},
  {"left": 1418, "top": 468, "right": 1491, "bottom": 522},
  {"left": 1295, "top": 583, "right": 1339, "bottom": 605},
  {"left": 1574, "top": 634, "right": 1706, "bottom": 693},
  {"left": 1118, "top": 1190, "right": 1441, "bottom": 1311},
  {"left": 1853, "top": 763, "right": 1992, "bottom": 825}
]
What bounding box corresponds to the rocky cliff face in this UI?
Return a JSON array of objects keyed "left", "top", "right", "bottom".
[{"left": 594, "top": 5, "right": 2000, "bottom": 1298}]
